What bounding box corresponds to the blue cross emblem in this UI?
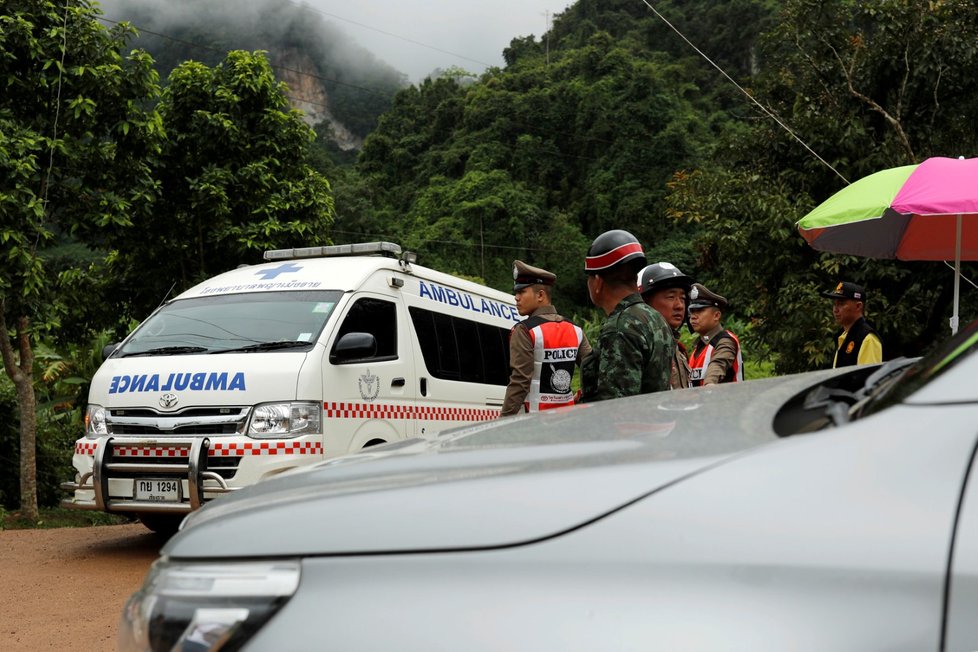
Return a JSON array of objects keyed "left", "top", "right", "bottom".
[{"left": 255, "top": 263, "right": 303, "bottom": 280}]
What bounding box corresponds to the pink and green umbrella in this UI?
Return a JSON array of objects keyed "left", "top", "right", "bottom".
[{"left": 797, "top": 156, "right": 978, "bottom": 333}]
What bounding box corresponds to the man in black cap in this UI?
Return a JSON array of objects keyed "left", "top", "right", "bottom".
[
  {"left": 823, "top": 281, "right": 882, "bottom": 368},
  {"left": 501, "top": 260, "right": 591, "bottom": 416},
  {"left": 688, "top": 283, "right": 743, "bottom": 386}
]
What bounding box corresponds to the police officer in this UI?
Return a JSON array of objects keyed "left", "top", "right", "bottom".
[
  {"left": 638, "top": 262, "right": 693, "bottom": 389},
  {"left": 501, "top": 260, "right": 591, "bottom": 416},
  {"left": 688, "top": 283, "right": 743, "bottom": 386},
  {"left": 579, "top": 230, "right": 673, "bottom": 402},
  {"left": 823, "top": 281, "right": 882, "bottom": 367}
]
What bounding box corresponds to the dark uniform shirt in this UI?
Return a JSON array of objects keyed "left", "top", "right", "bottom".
[
  {"left": 580, "top": 293, "right": 673, "bottom": 402},
  {"left": 833, "top": 317, "right": 882, "bottom": 367}
]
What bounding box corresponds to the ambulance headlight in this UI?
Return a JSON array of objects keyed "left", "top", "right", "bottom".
[
  {"left": 85, "top": 404, "right": 108, "bottom": 438},
  {"left": 247, "top": 401, "right": 322, "bottom": 438},
  {"left": 119, "top": 558, "right": 300, "bottom": 652}
]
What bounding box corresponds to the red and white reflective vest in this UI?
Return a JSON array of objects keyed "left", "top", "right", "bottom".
[
  {"left": 523, "top": 316, "right": 585, "bottom": 412},
  {"left": 689, "top": 330, "right": 743, "bottom": 386}
]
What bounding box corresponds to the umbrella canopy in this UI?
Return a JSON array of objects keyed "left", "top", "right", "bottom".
[{"left": 797, "top": 156, "right": 978, "bottom": 333}]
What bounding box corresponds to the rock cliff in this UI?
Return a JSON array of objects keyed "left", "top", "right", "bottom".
[{"left": 270, "top": 48, "right": 363, "bottom": 152}]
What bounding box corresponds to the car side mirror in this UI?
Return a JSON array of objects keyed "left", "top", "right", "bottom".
[
  {"left": 330, "top": 332, "right": 378, "bottom": 364},
  {"left": 102, "top": 343, "right": 120, "bottom": 360}
]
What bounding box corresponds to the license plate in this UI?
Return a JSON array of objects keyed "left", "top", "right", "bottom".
[{"left": 135, "top": 478, "right": 182, "bottom": 502}]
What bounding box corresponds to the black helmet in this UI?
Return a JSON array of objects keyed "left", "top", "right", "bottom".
[
  {"left": 638, "top": 262, "right": 693, "bottom": 296},
  {"left": 585, "top": 229, "right": 646, "bottom": 273}
]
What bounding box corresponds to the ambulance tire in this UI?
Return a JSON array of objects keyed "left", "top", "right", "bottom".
[
  {"left": 363, "top": 438, "right": 387, "bottom": 448},
  {"left": 138, "top": 513, "right": 183, "bottom": 536}
]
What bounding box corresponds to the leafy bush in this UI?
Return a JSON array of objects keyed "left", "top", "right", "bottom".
[
  {"left": 0, "top": 332, "right": 113, "bottom": 511},
  {"left": 0, "top": 382, "right": 19, "bottom": 509}
]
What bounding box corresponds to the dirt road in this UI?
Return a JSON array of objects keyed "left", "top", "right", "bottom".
[{"left": 0, "top": 523, "right": 162, "bottom": 651}]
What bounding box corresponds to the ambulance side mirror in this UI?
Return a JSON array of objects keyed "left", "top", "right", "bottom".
[
  {"left": 330, "top": 332, "right": 378, "bottom": 364},
  {"left": 102, "top": 343, "right": 120, "bottom": 360}
]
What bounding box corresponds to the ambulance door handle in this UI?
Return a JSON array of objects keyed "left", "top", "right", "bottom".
[
  {"left": 420, "top": 377, "right": 428, "bottom": 396},
  {"left": 391, "top": 377, "right": 405, "bottom": 387}
]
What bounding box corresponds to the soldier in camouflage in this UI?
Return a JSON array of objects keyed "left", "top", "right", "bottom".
[{"left": 579, "top": 230, "right": 674, "bottom": 402}]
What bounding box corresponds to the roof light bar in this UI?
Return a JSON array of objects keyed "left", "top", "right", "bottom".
[{"left": 264, "top": 242, "right": 402, "bottom": 261}]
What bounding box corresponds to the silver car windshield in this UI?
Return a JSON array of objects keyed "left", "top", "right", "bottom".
[{"left": 118, "top": 290, "right": 343, "bottom": 356}]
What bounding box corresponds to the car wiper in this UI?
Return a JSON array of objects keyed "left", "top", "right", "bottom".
[
  {"left": 211, "top": 341, "right": 312, "bottom": 354},
  {"left": 802, "top": 384, "right": 857, "bottom": 427},
  {"left": 804, "top": 357, "right": 918, "bottom": 428},
  {"left": 803, "top": 385, "right": 857, "bottom": 410},
  {"left": 853, "top": 357, "right": 917, "bottom": 400},
  {"left": 846, "top": 357, "right": 919, "bottom": 421},
  {"left": 121, "top": 346, "right": 210, "bottom": 357}
]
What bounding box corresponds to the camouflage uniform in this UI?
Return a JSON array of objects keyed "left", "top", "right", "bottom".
[{"left": 580, "top": 293, "right": 674, "bottom": 402}]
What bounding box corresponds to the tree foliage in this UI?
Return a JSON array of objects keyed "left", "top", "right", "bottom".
[
  {"left": 1, "top": 6, "right": 338, "bottom": 514},
  {"left": 346, "top": 12, "right": 733, "bottom": 314},
  {"left": 6, "top": 0, "right": 978, "bottom": 508},
  {"left": 0, "top": 0, "right": 161, "bottom": 518},
  {"left": 108, "top": 50, "right": 335, "bottom": 317},
  {"left": 106, "top": 0, "right": 406, "bottom": 140},
  {"left": 667, "top": 0, "right": 978, "bottom": 372}
]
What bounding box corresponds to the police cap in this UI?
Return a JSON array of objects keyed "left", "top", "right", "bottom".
[
  {"left": 688, "top": 283, "right": 728, "bottom": 310},
  {"left": 821, "top": 281, "right": 867, "bottom": 302},
  {"left": 513, "top": 260, "right": 556, "bottom": 291}
]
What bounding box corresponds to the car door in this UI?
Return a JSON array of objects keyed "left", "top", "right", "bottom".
[
  {"left": 322, "top": 292, "right": 416, "bottom": 454},
  {"left": 406, "top": 305, "right": 508, "bottom": 438}
]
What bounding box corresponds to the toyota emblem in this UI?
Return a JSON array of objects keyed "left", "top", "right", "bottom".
[{"left": 159, "top": 393, "right": 178, "bottom": 409}]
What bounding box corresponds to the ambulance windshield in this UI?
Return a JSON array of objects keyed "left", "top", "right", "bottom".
[{"left": 118, "top": 291, "right": 343, "bottom": 356}]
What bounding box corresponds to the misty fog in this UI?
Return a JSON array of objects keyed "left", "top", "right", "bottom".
[{"left": 97, "top": 0, "right": 572, "bottom": 82}]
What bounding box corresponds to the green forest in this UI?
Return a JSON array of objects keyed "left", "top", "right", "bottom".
[{"left": 3, "top": 0, "right": 978, "bottom": 518}]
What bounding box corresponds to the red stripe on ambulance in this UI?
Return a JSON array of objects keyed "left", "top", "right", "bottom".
[
  {"left": 323, "top": 401, "right": 499, "bottom": 421},
  {"left": 75, "top": 440, "right": 323, "bottom": 457}
]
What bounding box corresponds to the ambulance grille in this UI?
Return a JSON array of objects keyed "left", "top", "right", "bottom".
[
  {"left": 106, "top": 406, "right": 250, "bottom": 436},
  {"left": 105, "top": 449, "right": 242, "bottom": 480},
  {"left": 110, "top": 423, "right": 241, "bottom": 435}
]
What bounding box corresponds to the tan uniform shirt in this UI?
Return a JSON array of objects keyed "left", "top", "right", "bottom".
[
  {"left": 501, "top": 305, "right": 592, "bottom": 416},
  {"left": 671, "top": 334, "right": 691, "bottom": 389},
  {"left": 695, "top": 324, "right": 738, "bottom": 385}
]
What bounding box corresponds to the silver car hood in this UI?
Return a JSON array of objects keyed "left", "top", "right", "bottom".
[{"left": 166, "top": 369, "right": 846, "bottom": 559}]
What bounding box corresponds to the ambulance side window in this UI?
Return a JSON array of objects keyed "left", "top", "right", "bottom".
[
  {"left": 335, "top": 298, "right": 398, "bottom": 360},
  {"left": 453, "top": 317, "right": 484, "bottom": 382},
  {"left": 412, "top": 309, "right": 460, "bottom": 379},
  {"left": 476, "top": 322, "right": 509, "bottom": 385},
  {"left": 409, "top": 307, "right": 510, "bottom": 386}
]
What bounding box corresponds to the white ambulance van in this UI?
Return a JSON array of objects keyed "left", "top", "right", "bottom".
[{"left": 61, "top": 242, "right": 519, "bottom": 533}]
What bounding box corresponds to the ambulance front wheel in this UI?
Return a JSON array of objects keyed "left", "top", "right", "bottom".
[
  {"left": 138, "top": 513, "right": 183, "bottom": 536},
  {"left": 363, "top": 439, "right": 387, "bottom": 448}
]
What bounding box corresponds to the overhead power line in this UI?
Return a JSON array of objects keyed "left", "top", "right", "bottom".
[
  {"left": 96, "top": 15, "right": 634, "bottom": 158},
  {"left": 638, "top": 0, "right": 851, "bottom": 185},
  {"left": 291, "top": 2, "right": 498, "bottom": 71},
  {"left": 95, "top": 6, "right": 742, "bottom": 178},
  {"left": 330, "top": 229, "right": 567, "bottom": 255},
  {"left": 41, "top": 0, "right": 72, "bottom": 214}
]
